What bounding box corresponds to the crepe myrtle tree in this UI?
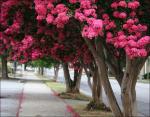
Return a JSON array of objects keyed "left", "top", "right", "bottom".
[
  {"left": 33, "top": 0, "right": 149, "bottom": 116},
  {"left": 80, "top": 0, "right": 150, "bottom": 116},
  {"left": 0, "top": 0, "right": 38, "bottom": 78},
  {"left": 1, "top": 0, "right": 150, "bottom": 116}
]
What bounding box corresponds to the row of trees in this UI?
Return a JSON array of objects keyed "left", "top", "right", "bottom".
[{"left": 0, "top": 0, "right": 150, "bottom": 116}]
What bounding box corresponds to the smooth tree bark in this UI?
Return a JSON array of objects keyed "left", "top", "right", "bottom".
[
  {"left": 73, "top": 68, "right": 83, "bottom": 93},
  {"left": 54, "top": 64, "right": 59, "bottom": 81},
  {"left": 38, "top": 67, "right": 44, "bottom": 75},
  {"left": 103, "top": 44, "right": 124, "bottom": 86},
  {"left": 41, "top": 67, "right": 44, "bottom": 75},
  {"left": 121, "top": 57, "right": 147, "bottom": 116},
  {"left": 1, "top": 56, "right": 8, "bottom": 79},
  {"left": 83, "top": 62, "right": 106, "bottom": 110},
  {"left": 38, "top": 67, "right": 40, "bottom": 74},
  {"left": 84, "top": 38, "right": 123, "bottom": 116},
  {"left": 24, "top": 64, "right": 27, "bottom": 71},
  {"left": 92, "top": 68, "right": 102, "bottom": 104},
  {"left": 82, "top": 64, "right": 92, "bottom": 90},
  {"left": 62, "top": 63, "right": 83, "bottom": 93}
]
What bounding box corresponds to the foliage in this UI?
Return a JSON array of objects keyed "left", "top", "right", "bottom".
[{"left": 31, "top": 57, "right": 59, "bottom": 68}]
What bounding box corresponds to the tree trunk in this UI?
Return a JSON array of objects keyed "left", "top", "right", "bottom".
[
  {"left": 83, "top": 66, "right": 92, "bottom": 90},
  {"left": 13, "top": 61, "right": 17, "bottom": 74},
  {"left": 1, "top": 56, "right": 8, "bottom": 79},
  {"left": 73, "top": 68, "right": 83, "bottom": 93},
  {"left": 131, "top": 81, "right": 137, "bottom": 116},
  {"left": 63, "top": 63, "right": 73, "bottom": 92},
  {"left": 54, "top": 64, "right": 59, "bottom": 81},
  {"left": 40, "top": 67, "right": 44, "bottom": 75},
  {"left": 121, "top": 57, "right": 146, "bottom": 117},
  {"left": 38, "top": 67, "right": 40, "bottom": 74},
  {"left": 62, "top": 63, "right": 82, "bottom": 93},
  {"left": 24, "top": 64, "right": 27, "bottom": 71},
  {"left": 87, "top": 76, "right": 92, "bottom": 90},
  {"left": 84, "top": 39, "right": 122, "bottom": 116},
  {"left": 115, "top": 70, "right": 124, "bottom": 86},
  {"left": 92, "top": 68, "right": 102, "bottom": 104}
]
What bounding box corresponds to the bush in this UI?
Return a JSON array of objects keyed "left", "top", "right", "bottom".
[{"left": 143, "top": 73, "right": 150, "bottom": 79}]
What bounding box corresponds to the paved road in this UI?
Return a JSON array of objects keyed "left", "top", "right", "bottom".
[
  {"left": 0, "top": 71, "right": 72, "bottom": 117},
  {"left": 45, "top": 68, "right": 150, "bottom": 116}
]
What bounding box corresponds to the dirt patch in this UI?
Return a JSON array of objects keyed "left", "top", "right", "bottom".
[
  {"left": 73, "top": 104, "right": 113, "bottom": 117},
  {"left": 58, "top": 92, "right": 92, "bottom": 101}
]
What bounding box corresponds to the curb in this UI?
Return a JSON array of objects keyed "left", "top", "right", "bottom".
[
  {"left": 50, "top": 89, "right": 80, "bottom": 117},
  {"left": 16, "top": 86, "right": 25, "bottom": 117},
  {"left": 44, "top": 81, "right": 80, "bottom": 117}
]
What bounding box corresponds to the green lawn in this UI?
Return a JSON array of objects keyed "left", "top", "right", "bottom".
[{"left": 46, "top": 81, "right": 66, "bottom": 93}]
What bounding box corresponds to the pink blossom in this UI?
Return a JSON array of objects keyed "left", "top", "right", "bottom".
[
  {"left": 91, "top": 19, "right": 103, "bottom": 29},
  {"left": 114, "top": 41, "right": 127, "bottom": 48},
  {"left": 129, "top": 11, "right": 136, "bottom": 17},
  {"left": 128, "top": 40, "right": 138, "bottom": 48},
  {"left": 69, "top": 0, "right": 77, "bottom": 4},
  {"left": 118, "top": 1, "right": 127, "bottom": 8},
  {"left": 54, "top": 12, "right": 69, "bottom": 28},
  {"left": 111, "top": 2, "right": 118, "bottom": 9},
  {"left": 123, "top": 24, "right": 129, "bottom": 29},
  {"left": 128, "top": 1, "right": 140, "bottom": 9},
  {"left": 105, "top": 25, "right": 111, "bottom": 30},
  {"left": 46, "top": 14, "right": 54, "bottom": 24},
  {"left": 137, "top": 25, "right": 148, "bottom": 32},
  {"left": 102, "top": 14, "right": 109, "bottom": 20},
  {"left": 75, "top": 12, "right": 86, "bottom": 22},
  {"left": 135, "top": 32, "right": 142, "bottom": 38},
  {"left": 119, "top": 12, "right": 127, "bottom": 19},
  {"left": 113, "top": 11, "right": 120, "bottom": 18},
  {"left": 137, "top": 36, "right": 150, "bottom": 47},
  {"left": 106, "top": 32, "right": 113, "bottom": 39},
  {"left": 126, "top": 19, "right": 134, "bottom": 25},
  {"left": 131, "top": 25, "right": 138, "bottom": 31},
  {"left": 127, "top": 35, "right": 137, "bottom": 41},
  {"left": 134, "top": 18, "right": 139, "bottom": 23},
  {"left": 35, "top": 4, "right": 47, "bottom": 16},
  {"left": 55, "top": 4, "right": 68, "bottom": 13},
  {"left": 138, "top": 49, "right": 147, "bottom": 57},
  {"left": 80, "top": 0, "right": 91, "bottom": 9},
  {"left": 36, "top": 15, "right": 45, "bottom": 20},
  {"left": 82, "top": 25, "right": 98, "bottom": 39},
  {"left": 109, "top": 21, "right": 116, "bottom": 28},
  {"left": 83, "top": 9, "right": 96, "bottom": 17},
  {"left": 47, "top": 3, "right": 54, "bottom": 9},
  {"left": 117, "top": 31, "right": 124, "bottom": 36}
]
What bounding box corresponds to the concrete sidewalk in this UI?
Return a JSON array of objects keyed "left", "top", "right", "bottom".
[
  {"left": 0, "top": 79, "right": 24, "bottom": 117},
  {"left": 1, "top": 71, "right": 73, "bottom": 117},
  {"left": 18, "top": 71, "right": 72, "bottom": 117}
]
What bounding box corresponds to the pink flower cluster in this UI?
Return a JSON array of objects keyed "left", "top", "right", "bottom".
[
  {"left": 75, "top": 0, "right": 103, "bottom": 39},
  {"left": 106, "top": 0, "right": 150, "bottom": 58},
  {"left": 31, "top": 49, "right": 42, "bottom": 60},
  {"left": 69, "top": 0, "right": 77, "bottom": 4},
  {"left": 111, "top": 0, "right": 140, "bottom": 19},
  {"left": 34, "top": 0, "right": 69, "bottom": 28},
  {"left": 0, "top": 32, "right": 11, "bottom": 55},
  {"left": 21, "top": 36, "right": 34, "bottom": 51},
  {"left": 0, "top": 0, "right": 18, "bottom": 26},
  {"left": 4, "top": 11, "right": 23, "bottom": 35},
  {"left": 111, "top": 0, "right": 140, "bottom": 10}
]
